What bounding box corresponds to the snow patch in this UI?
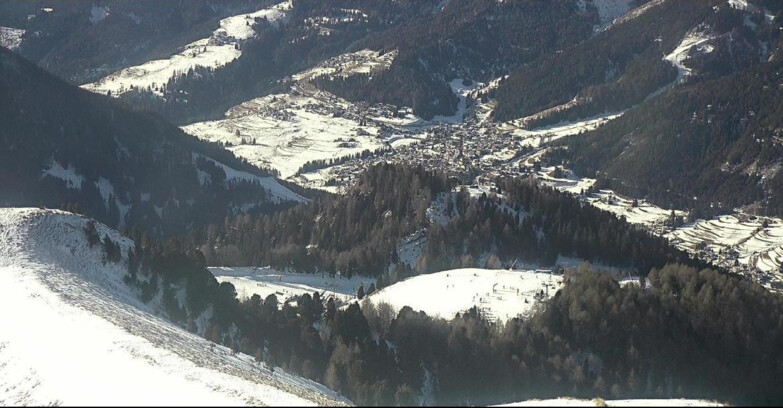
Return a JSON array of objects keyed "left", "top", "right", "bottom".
[
  {"left": 195, "top": 154, "right": 306, "bottom": 203},
  {"left": 41, "top": 160, "right": 84, "bottom": 190},
  {"left": 664, "top": 28, "right": 716, "bottom": 84},
  {"left": 0, "top": 27, "right": 25, "bottom": 50}
]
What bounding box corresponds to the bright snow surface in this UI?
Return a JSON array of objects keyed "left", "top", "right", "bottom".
[
  {"left": 211, "top": 266, "right": 376, "bottom": 304},
  {"left": 362, "top": 268, "right": 564, "bottom": 323},
  {"left": 0, "top": 208, "right": 346, "bottom": 406},
  {"left": 0, "top": 27, "right": 25, "bottom": 50},
  {"left": 81, "top": 1, "right": 292, "bottom": 97},
  {"left": 183, "top": 85, "right": 387, "bottom": 179}
]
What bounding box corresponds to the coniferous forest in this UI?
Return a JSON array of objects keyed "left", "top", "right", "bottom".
[
  {"left": 184, "top": 163, "right": 699, "bottom": 286},
  {"left": 117, "top": 226, "right": 783, "bottom": 406}
]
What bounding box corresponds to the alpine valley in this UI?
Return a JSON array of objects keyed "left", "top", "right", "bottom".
[{"left": 1, "top": 0, "right": 782, "bottom": 406}]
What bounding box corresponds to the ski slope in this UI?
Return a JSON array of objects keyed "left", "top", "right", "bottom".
[
  {"left": 664, "top": 27, "right": 715, "bottom": 84},
  {"left": 81, "top": 1, "right": 292, "bottom": 97},
  {"left": 0, "top": 208, "right": 347, "bottom": 406},
  {"left": 211, "top": 266, "right": 376, "bottom": 304},
  {"left": 362, "top": 268, "right": 563, "bottom": 323}
]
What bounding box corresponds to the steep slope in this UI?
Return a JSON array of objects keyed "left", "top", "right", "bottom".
[
  {"left": 492, "top": 0, "right": 720, "bottom": 124},
  {"left": 0, "top": 0, "right": 275, "bottom": 84},
  {"left": 0, "top": 47, "right": 305, "bottom": 235},
  {"left": 561, "top": 37, "right": 783, "bottom": 216},
  {"left": 0, "top": 208, "right": 347, "bottom": 406},
  {"left": 81, "top": 1, "right": 293, "bottom": 98}
]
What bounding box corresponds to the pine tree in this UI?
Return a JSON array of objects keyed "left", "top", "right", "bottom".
[{"left": 357, "top": 284, "right": 365, "bottom": 300}]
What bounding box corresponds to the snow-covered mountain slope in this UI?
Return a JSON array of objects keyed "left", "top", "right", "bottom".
[
  {"left": 195, "top": 154, "right": 307, "bottom": 203},
  {"left": 362, "top": 268, "right": 563, "bottom": 323},
  {"left": 211, "top": 266, "right": 375, "bottom": 304},
  {"left": 0, "top": 208, "right": 347, "bottom": 406},
  {"left": 663, "top": 26, "right": 716, "bottom": 85},
  {"left": 81, "top": 1, "right": 292, "bottom": 98}
]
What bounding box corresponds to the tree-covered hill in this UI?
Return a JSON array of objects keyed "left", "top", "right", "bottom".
[{"left": 0, "top": 46, "right": 304, "bottom": 235}]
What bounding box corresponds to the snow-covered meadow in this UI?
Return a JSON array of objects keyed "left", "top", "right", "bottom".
[
  {"left": 183, "top": 86, "right": 387, "bottom": 178},
  {"left": 291, "top": 49, "right": 398, "bottom": 82},
  {"left": 362, "top": 268, "right": 563, "bottom": 324},
  {"left": 211, "top": 266, "right": 376, "bottom": 304}
]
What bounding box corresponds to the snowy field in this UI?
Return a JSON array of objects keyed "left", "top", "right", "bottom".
[
  {"left": 495, "top": 398, "right": 723, "bottom": 407},
  {"left": 183, "top": 86, "right": 387, "bottom": 178},
  {"left": 506, "top": 111, "right": 625, "bottom": 148},
  {"left": 210, "top": 266, "right": 376, "bottom": 304},
  {"left": 181, "top": 46, "right": 424, "bottom": 180},
  {"left": 81, "top": 1, "right": 292, "bottom": 97},
  {"left": 362, "top": 268, "right": 563, "bottom": 323},
  {"left": 0, "top": 208, "right": 347, "bottom": 406},
  {"left": 536, "top": 166, "right": 597, "bottom": 195},
  {"left": 666, "top": 214, "right": 783, "bottom": 287},
  {"left": 0, "top": 27, "right": 24, "bottom": 50}
]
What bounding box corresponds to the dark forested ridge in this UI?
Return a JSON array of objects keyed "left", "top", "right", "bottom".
[
  {"left": 491, "top": 0, "right": 756, "bottom": 124},
  {"left": 554, "top": 36, "right": 783, "bottom": 217},
  {"left": 0, "top": 0, "right": 275, "bottom": 84},
  {"left": 99, "top": 0, "right": 600, "bottom": 122},
  {"left": 186, "top": 163, "right": 700, "bottom": 286},
  {"left": 0, "top": 47, "right": 303, "bottom": 235},
  {"left": 313, "top": 0, "right": 597, "bottom": 119}
]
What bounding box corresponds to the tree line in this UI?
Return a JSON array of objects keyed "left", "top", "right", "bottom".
[{"left": 183, "top": 163, "right": 703, "bottom": 290}]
